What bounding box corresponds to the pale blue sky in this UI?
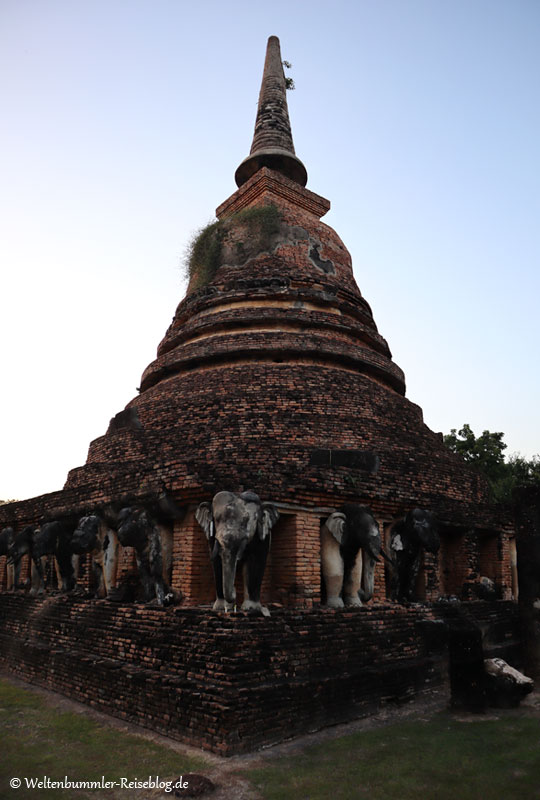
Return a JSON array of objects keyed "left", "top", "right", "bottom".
[{"left": 1, "top": 0, "right": 539, "bottom": 499}]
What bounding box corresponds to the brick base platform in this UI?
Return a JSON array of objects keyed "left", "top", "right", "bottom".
[{"left": 0, "top": 595, "right": 524, "bottom": 755}]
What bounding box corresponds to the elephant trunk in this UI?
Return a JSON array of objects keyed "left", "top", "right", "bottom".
[
  {"left": 221, "top": 551, "right": 238, "bottom": 609},
  {"left": 418, "top": 530, "right": 440, "bottom": 554}
]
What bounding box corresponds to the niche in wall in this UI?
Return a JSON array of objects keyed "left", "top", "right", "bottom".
[{"left": 439, "top": 526, "right": 468, "bottom": 598}]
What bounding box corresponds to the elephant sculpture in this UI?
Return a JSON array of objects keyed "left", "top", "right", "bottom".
[
  {"left": 195, "top": 490, "right": 279, "bottom": 614},
  {"left": 8, "top": 520, "right": 78, "bottom": 594},
  {"left": 390, "top": 508, "right": 439, "bottom": 603},
  {"left": 322, "top": 504, "right": 382, "bottom": 608},
  {"left": 0, "top": 527, "right": 15, "bottom": 590},
  {"left": 7, "top": 526, "right": 36, "bottom": 589},
  {"left": 32, "top": 520, "right": 79, "bottom": 594},
  {"left": 116, "top": 506, "right": 173, "bottom": 606},
  {"left": 71, "top": 514, "right": 119, "bottom": 597}
]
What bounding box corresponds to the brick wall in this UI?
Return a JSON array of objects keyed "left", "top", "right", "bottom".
[{"left": 0, "top": 594, "right": 522, "bottom": 755}]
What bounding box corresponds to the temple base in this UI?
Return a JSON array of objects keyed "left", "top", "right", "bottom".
[{"left": 0, "top": 595, "right": 524, "bottom": 755}]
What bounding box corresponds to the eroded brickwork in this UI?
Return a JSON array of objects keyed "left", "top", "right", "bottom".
[
  {"left": 0, "top": 36, "right": 524, "bottom": 753},
  {"left": 0, "top": 594, "right": 522, "bottom": 755}
]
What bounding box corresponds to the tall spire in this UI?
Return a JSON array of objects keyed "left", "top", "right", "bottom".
[{"left": 235, "top": 36, "right": 308, "bottom": 188}]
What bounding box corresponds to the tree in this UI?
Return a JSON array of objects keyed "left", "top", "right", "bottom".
[
  {"left": 282, "top": 60, "right": 295, "bottom": 90},
  {"left": 444, "top": 424, "right": 507, "bottom": 483},
  {"left": 444, "top": 424, "right": 540, "bottom": 503}
]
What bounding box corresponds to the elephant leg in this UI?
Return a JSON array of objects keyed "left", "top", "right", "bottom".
[
  {"left": 211, "top": 552, "right": 225, "bottom": 611},
  {"left": 406, "top": 550, "right": 422, "bottom": 601},
  {"left": 30, "top": 557, "right": 45, "bottom": 595},
  {"left": 6, "top": 561, "right": 14, "bottom": 591},
  {"left": 392, "top": 558, "right": 408, "bottom": 603},
  {"left": 157, "top": 524, "right": 173, "bottom": 587},
  {"left": 321, "top": 525, "right": 344, "bottom": 608},
  {"left": 90, "top": 559, "right": 104, "bottom": 596},
  {"left": 147, "top": 528, "right": 167, "bottom": 605},
  {"left": 241, "top": 537, "right": 270, "bottom": 612},
  {"left": 13, "top": 559, "right": 22, "bottom": 590},
  {"left": 343, "top": 549, "right": 363, "bottom": 606},
  {"left": 56, "top": 552, "right": 75, "bottom": 592},
  {"left": 71, "top": 554, "right": 79, "bottom": 590},
  {"left": 135, "top": 549, "right": 155, "bottom": 602},
  {"left": 103, "top": 533, "right": 119, "bottom": 595},
  {"left": 394, "top": 549, "right": 419, "bottom": 602},
  {"left": 92, "top": 550, "right": 107, "bottom": 597},
  {"left": 392, "top": 549, "right": 410, "bottom": 603},
  {"left": 359, "top": 554, "right": 376, "bottom": 602},
  {"left": 221, "top": 552, "right": 238, "bottom": 612},
  {"left": 54, "top": 557, "right": 63, "bottom": 590}
]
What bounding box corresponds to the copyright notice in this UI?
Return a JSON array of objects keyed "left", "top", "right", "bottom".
[{"left": 9, "top": 775, "right": 189, "bottom": 792}]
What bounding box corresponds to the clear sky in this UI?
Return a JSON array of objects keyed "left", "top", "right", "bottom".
[{"left": 1, "top": 0, "right": 539, "bottom": 500}]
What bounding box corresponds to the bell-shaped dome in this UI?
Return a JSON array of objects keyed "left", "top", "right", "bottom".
[{"left": 65, "top": 36, "right": 490, "bottom": 523}]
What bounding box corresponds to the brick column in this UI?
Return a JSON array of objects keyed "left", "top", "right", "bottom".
[
  {"left": 371, "top": 557, "right": 387, "bottom": 604},
  {"left": 116, "top": 547, "right": 137, "bottom": 582},
  {"left": 424, "top": 551, "right": 441, "bottom": 602},
  {"left": 498, "top": 531, "right": 513, "bottom": 600},
  {"left": 0, "top": 556, "right": 7, "bottom": 591},
  {"left": 172, "top": 507, "right": 214, "bottom": 606},
  {"left": 270, "top": 511, "right": 321, "bottom": 608},
  {"left": 18, "top": 554, "right": 31, "bottom": 588}
]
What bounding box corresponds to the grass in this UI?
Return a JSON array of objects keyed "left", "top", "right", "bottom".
[
  {"left": 3, "top": 677, "right": 540, "bottom": 800},
  {"left": 0, "top": 679, "right": 205, "bottom": 799},
  {"left": 247, "top": 713, "right": 540, "bottom": 800},
  {"left": 184, "top": 203, "right": 281, "bottom": 288}
]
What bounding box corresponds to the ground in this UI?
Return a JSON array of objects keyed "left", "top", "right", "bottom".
[{"left": 3, "top": 672, "right": 540, "bottom": 799}]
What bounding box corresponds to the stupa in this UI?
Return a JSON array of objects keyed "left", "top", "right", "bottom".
[
  {"left": 59, "top": 35, "right": 514, "bottom": 606},
  {"left": 0, "top": 36, "right": 522, "bottom": 755}
]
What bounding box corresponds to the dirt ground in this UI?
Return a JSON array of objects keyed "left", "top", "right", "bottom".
[{"left": 4, "top": 672, "right": 540, "bottom": 800}]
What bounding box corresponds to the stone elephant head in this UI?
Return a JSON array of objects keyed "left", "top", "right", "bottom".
[
  {"left": 322, "top": 504, "right": 382, "bottom": 608},
  {"left": 0, "top": 527, "right": 15, "bottom": 558},
  {"left": 401, "top": 509, "right": 439, "bottom": 553},
  {"left": 195, "top": 490, "right": 279, "bottom": 614},
  {"left": 390, "top": 508, "right": 439, "bottom": 603}
]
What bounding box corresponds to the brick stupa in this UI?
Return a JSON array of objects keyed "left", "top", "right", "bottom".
[
  {"left": 0, "top": 35, "right": 514, "bottom": 603},
  {"left": 59, "top": 35, "right": 514, "bottom": 604},
  {"left": 0, "top": 34, "right": 521, "bottom": 756}
]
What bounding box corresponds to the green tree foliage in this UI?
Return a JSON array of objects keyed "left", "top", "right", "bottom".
[
  {"left": 444, "top": 424, "right": 540, "bottom": 503},
  {"left": 444, "top": 424, "right": 507, "bottom": 482}
]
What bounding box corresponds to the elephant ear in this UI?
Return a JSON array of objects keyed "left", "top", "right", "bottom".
[
  {"left": 258, "top": 503, "right": 280, "bottom": 540},
  {"left": 324, "top": 512, "right": 346, "bottom": 545},
  {"left": 195, "top": 502, "right": 214, "bottom": 540}
]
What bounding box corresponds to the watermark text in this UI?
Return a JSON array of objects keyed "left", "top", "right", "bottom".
[{"left": 9, "top": 775, "right": 189, "bottom": 793}]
